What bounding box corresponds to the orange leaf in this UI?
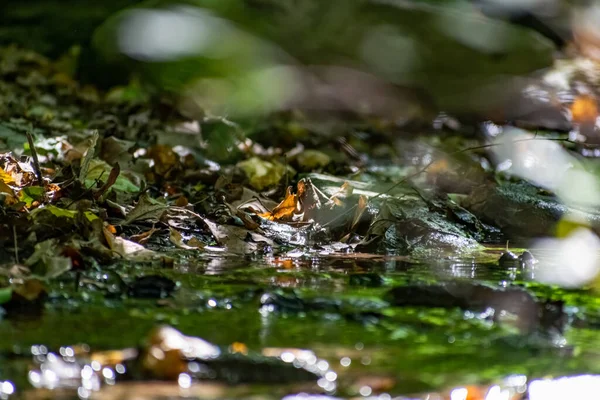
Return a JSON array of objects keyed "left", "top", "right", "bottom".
[
  {"left": 258, "top": 186, "right": 299, "bottom": 221},
  {"left": 571, "top": 95, "right": 598, "bottom": 124},
  {"left": 229, "top": 342, "right": 248, "bottom": 355}
]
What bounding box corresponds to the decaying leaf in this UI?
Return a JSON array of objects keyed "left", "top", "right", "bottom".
[
  {"left": 130, "top": 226, "right": 159, "bottom": 245},
  {"left": 103, "top": 226, "right": 160, "bottom": 262},
  {"left": 25, "top": 239, "right": 72, "bottom": 278},
  {"left": 258, "top": 178, "right": 353, "bottom": 225},
  {"left": 201, "top": 217, "right": 273, "bottom": 254},
  {"left": 169, "top": 228, "right": 205, "bottom": 250},
  {"left": 124, "top": 193, "right": 168, "bottom": 225},
  {"left": 147, "top": 144, "right": 180, "bottom": 176}
]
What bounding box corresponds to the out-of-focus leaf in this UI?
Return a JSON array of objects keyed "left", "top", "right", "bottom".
[
  {"left": 0, "top": 123, "right": 27, "bottom": 151},
  {"left": 237, "top": 157, "right": 294, "bottom": 191},
  {"left": 571, "top": 94, "right": 598, "bottom": 124},
  {"left": 147, "top": 144, "right": 180, "bottom": 176},
  {"left": 0, "top": 287, "right": 12, "bottom": 305},
  {"left": 25, "top": 239, "right": 72, "bottom": 278},
  {"left": 100, "top": 136, "right": 135, "bottom": 165},
  {"left": 0, "top": 168, "right": 16, "bottom": 185},
  {"left": 11, "top": 278, "right": 47, "bottom": 302},
  {"left": 104, "top": 79, "right": 150, "bottom": 104},
  {"left": 18, "top": 185, "right": 45, "bottom": 207},
  {"left": 296, "top": 149, "right": 331, "bottom": 170},
  {"left": 0, "top": 179, "right": 16, "bottom": 195},
  {"left": 93, "top": 163, "right": 120, "bottom": 200},
  {"left": 141, "top": 326, "right": 220, "bottom": 380},
  {"left": 79, "top": 131, "right": 99, "bottom": 182},
  {"left": 30, "top": 205, "right": 99, "bottom": 222}
]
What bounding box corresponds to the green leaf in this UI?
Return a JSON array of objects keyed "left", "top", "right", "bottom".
[
  {"left": 18, "top": 186, "right": 45, "bottom": 207},
  {"left": 84, "top": 159, "right": 139, "bottom": 193},
  {"left": 0, "top": 287, "right": 12, "bottom": 305},
  {"left": 30, "top": 205, "right": 99, "bottom": 222}
]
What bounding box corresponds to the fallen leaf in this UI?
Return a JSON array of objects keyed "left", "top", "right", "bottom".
[
  {"left": 169, "top": 228, "right": 205, "bottom": 250},
  {"left": 296, "top": 149, "right": 331, "bottom": 170},
  {"left": 78, "top": 131, "right": 99, "bottom": 182},
  {"left": 130, "top": 226, "right": 159, "bottom": 244},
  {"left": 570, "top": 94, "right": 598, "bottom": 124},
  {"left": 25, "top": 239, "right": 73, "bottom": 278},
  {"left": 237, "top": 156, "right": 293, "bottom": 191},
  {"left": 124, "top": 193, "right": 168, "bottom": 225},
  {"left": 93, "top": 163, "right": 120, "bottom": 200},
  {"left": 258, "top": 186, "right": 299, "bottom": 221},
  {"left": 103, "top": 226, "right": 160, "bottom": 262}
]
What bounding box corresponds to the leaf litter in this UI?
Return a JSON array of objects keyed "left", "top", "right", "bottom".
[{"left": 1, "top": 43, "right": 600, "bottom": 400}]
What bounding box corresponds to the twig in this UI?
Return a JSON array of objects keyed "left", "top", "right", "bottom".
[
  {"left": 26, "top": 131, "right": 43, "bottom": 186},
  {"left": 13, "top": 225, "right": 19, "bottom": 264}
]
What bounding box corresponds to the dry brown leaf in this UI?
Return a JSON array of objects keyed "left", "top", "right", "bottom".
[
  {"left": 169, "top": 227, "right": 204, "bottom": 250},
  {"left": 130, "top": 226, "right": 159, "bottom": 245},
  {"left": 148, "top": 144, "right": 180, "bottom": 176},
  {"left": 103, "top": 226, "right": 159, "bottom": 261}
]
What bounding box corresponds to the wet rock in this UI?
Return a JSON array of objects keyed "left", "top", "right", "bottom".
[
  {"left": 498, "top": 250, "right": 519, "bottom": 267},
  {"left": 373, "top": 198, "right": 481, "bottom": 258},
  {"left": 385, "top": 282, "right": 563, "bottom": 334},
  {"left": 519, "top": 250, "right": 538, "bottom": 267},
  {"left": 128, "top": 275, "right": 176, "bottom": 299},
  {"left": 260, "top": 291, "right": 341, "bottom": 314},
  {"left": 306, "top": 173, "right": 483, "bottom": 258},
  {"left": 136, "top": 326, "right": 325, "bottom": 385},
  {"left": 348, "top": 273, "right": 384, "bottom": 287},
  {"left": 463, "top": 181, "right": 600, "bottom": 238}
]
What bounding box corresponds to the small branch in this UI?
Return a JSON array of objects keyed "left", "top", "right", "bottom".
[
  {"left": 26, "top": 131, "right": 43, "bottom": 186},
  {"left": 13, "top": 225, "right": 19, "bottom": 264}
]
